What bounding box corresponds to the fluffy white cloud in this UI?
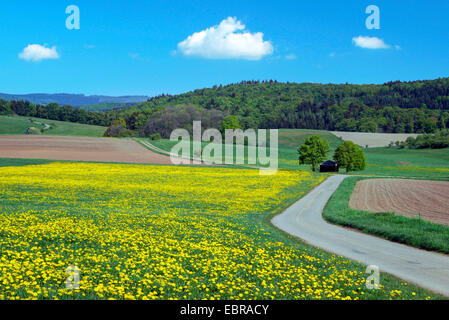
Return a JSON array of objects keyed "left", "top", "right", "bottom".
[
  {"left": 19, "top": 44, "right": 60, "bottom": 62},
  {"left": 352, "top": 36, "right": 390, "bottom": 49},
  {"left": 177, "top": 17, "right": 273, "bottom": 60},
  {"left": 285, "top": 54, "right": 297, "bottom": 60}
]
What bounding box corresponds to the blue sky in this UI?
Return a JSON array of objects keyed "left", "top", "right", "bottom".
[{"left": 1, "top": 0, "right": 448, "bottom": 96}]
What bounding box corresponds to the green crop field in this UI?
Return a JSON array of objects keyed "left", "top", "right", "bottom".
[{"left": 0, "top": 115, "right": 107, "bottom": 137}]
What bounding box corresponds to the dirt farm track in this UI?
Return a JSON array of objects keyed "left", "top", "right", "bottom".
[
  {"left": 0, "top": 135, "right": 173, "bottom": 164},
  {"left": 349, "top": 179, "right": 449, "bottom": 226}
]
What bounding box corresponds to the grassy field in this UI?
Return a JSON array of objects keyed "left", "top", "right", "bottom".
[
  {"left": 276, "top": 129, "right": 343, "bottom": 149},
  {"left": 145, "top": 129, "right": 342, "bottom": 170},
  {"left": 0, "top": 115, "right": 106, "bottom": 137},
  {"left": 324, "top": 177, "right": 449, "bottom": 254},
  {"left": 0, "top": 162, "right": 437, "bottom": 300},
  {"left": 363, "top": 147, "right": 449, "bottom": 179},
  {"left": 275, "top": 129, "right": 343, "bottom": 169},
  {"left": 276, "top": 130, "right": 449, "bottom": 178},
  {"left": 0, "top": 115, "right": 41, "bottom": 134},
  {"left": 145, "top": 129, "right": 449, "bottom": 178}
]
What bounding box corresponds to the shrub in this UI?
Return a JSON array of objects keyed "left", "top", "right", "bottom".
[
  {"left": 149, "top": 133, "right": 162, "bottom": 140},
  {"left": 24, "top": 127, "right": 42, "bottom": 135},
  {"left": 104, "top": 119, "right": 135, "bottom": 137}
]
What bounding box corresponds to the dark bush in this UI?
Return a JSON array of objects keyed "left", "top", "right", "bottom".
[
  {"left": 139, "top": 104, "right": 226, "bottom": 138},
  {"left": 149, "top": 133, "right": 162, "bottom": 140},
  {"left": 104, "top": 119, "right": 135, "bottom": 137}
]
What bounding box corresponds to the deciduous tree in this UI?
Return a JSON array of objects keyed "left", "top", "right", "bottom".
[
  {"left": 298, "top": 135, "right": 331, "bottom": 171},
  {"left": 334, "top": 141, "right": 367, "bottom": 172}
]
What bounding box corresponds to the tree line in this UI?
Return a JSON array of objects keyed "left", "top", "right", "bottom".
[
  {"left": 394, "top": 130, "right": 449, "bottom": 149},
  {"left": 0, "top": 99, "right": 115, "bottom": 127}
]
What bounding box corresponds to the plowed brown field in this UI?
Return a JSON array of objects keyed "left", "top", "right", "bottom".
[
  {"left": 0, "top": 135, "right": 173, "bottom": 164},
  {"left": 349, "top": 179, "right": 449, "bottom": 226}
]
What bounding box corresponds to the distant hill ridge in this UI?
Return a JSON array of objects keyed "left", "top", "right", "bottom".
[{"left": 0, "top": 93, "right": 149, "bottom": 107}]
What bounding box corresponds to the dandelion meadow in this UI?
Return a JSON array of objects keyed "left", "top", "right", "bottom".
[{"left": 0, "top": 163, "right": 435, "bottom": 300}]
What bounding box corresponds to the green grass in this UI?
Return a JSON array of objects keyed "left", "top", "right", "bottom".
[
  {"left": 363, "top": 147, "right": 449, "bottom": 179},
  {"left": 137, "top": 138, "right": 278, "bottom": 169},
  {"left": 0, "top": 115, "right": 107, "bottom": 137},
  {"left": 276, "top": 129, "right": 343, "bottom": 149},
  {"left": 143, "top": 129, "right": 343, "bottom": 170},
  {"left": 275, "top": 129, "right": 343, "bottom": 170},
  {"left": 0, "top": 158, "right": 54, "bottom": 167},
  {"left": 276, "top": 130, "right": 449, "bottom": 178},
  {"left": 323, "top": 177, "right": 449, "bottom": 254},
  {"left": 277, "top": 130, "right": 449, "bottom": 178},
  {"left": 0, "top": 115, "right": 43, "bottom": 134},
  {"left": 0, "top": 157, "right": 230, "bottom": 170}
]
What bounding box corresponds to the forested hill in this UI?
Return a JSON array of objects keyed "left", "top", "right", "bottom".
[
  {"left": 118, "top": 78, "right": 449, "bottom": 134},
  {"left": 2, "top": 77, "right": 449, "bottom": 135}
]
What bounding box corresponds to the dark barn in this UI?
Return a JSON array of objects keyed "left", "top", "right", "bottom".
[{"left": 320, "top": 160, "right": 339, "bottom": 173}]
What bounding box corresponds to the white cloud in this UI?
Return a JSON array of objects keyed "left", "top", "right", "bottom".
[
  {"left": 19, "top": 44, "right": 60, "bottom": 62},
  {"left": 285, "top": 54, "right": 297, "bottom": 60},
  {"left": 177, "top": 17, "right": 273, "bottom": 60},
  {"left": 352, "top": 36, "right": 390, "bottom": 49}
]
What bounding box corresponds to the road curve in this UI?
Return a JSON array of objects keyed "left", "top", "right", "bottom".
[{"left": 272, "top": 175, "right": 449, "bottom": 297}]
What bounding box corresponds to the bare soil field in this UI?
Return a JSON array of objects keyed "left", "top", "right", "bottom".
[
  {"left": 0, "top": 135, "right": 174, "bottom": 164},
  {"left": 349, "top": 179, "right": 449, "bottom": 226},
  {"left": 331, "top": 131, "right": 418, "bottom": 148}
]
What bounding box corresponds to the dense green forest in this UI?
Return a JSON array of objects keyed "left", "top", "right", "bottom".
[
  {"left": 2, "top": 77, "right": 449, "bottom": 136},
  {"left": 119, "top": 78, "right": 449, "bottom": 134}
]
